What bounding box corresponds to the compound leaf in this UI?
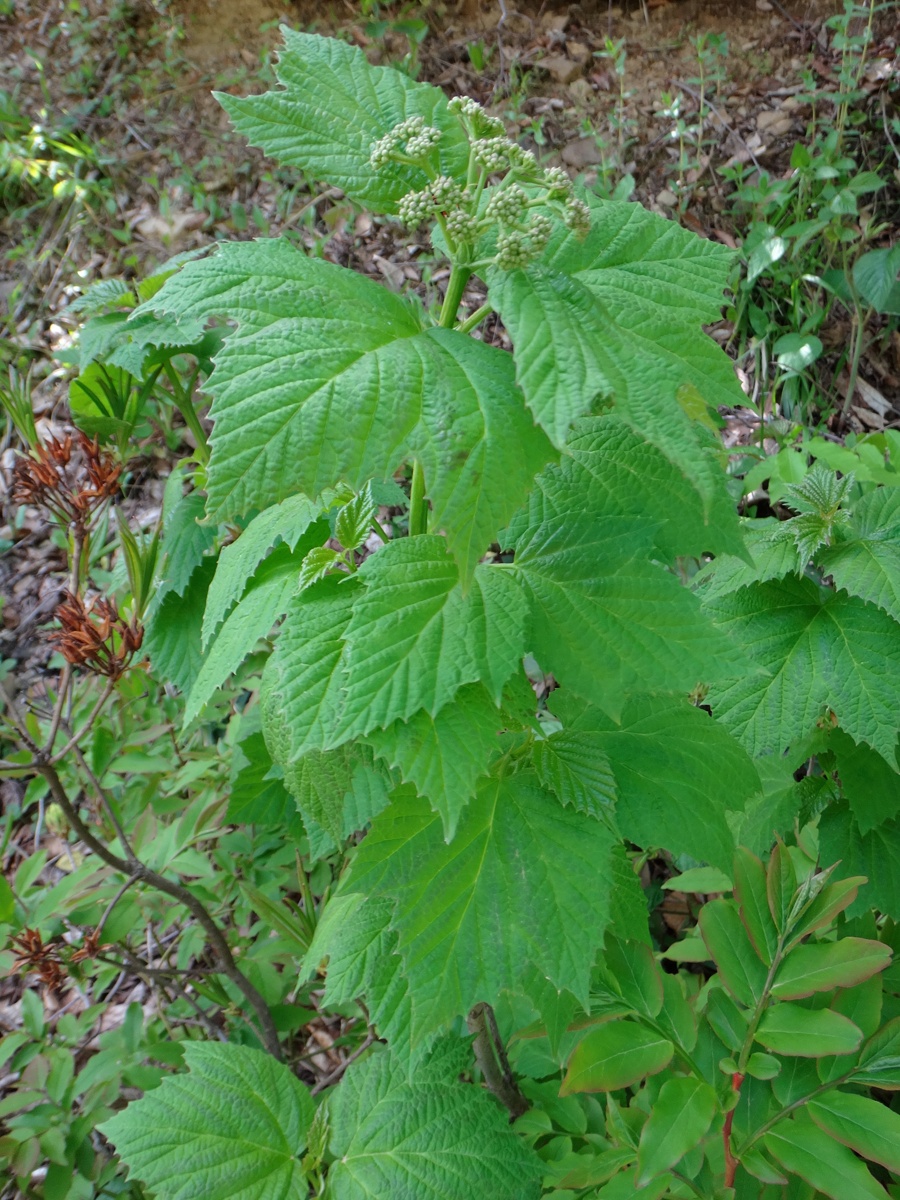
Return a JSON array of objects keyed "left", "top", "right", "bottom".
[{"left": 100, "top": 1043, "right": 313, "bottom": 1200}]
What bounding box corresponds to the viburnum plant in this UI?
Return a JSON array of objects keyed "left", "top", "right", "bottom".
[{"left": 46, "top": 27, "right": 898, "bottom": 1200}]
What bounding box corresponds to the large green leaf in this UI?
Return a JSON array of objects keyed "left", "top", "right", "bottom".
[
  {"left": 366, "top": 683, "right": 503, "bottom": 838},
  {"left": 561, "top": 1022, "right": 673, "bottom": 1094},
  {"left": 100, "top": 1043, "right": 314, "bottom": 1200},
  {"left": 698, "top": 898, "right": 767, "bottom": 1006},
  {"left": 203, "top": 492, "right": 337, "bottom": 645},
  {"left": 157, "top": 491, "right": 216, "bottom": 601},
  {"left": 818, "top": 487, "right": 900, "bottom": 622},
  {"left": 770, "top": 938, "right": 891, "bottom": 1000},
  {"left": 217, "top": 28, "right": 469, "bottom": 215},
  {"left": 152, "top": 240, "right": 552, "bottom": 579},
  {"left": 327, "top": 1045, "right": 541, "bottom": 1199},
  {"left": 764, "top": 1111, "right": 889, "bottom": 1200},
  {"left": 487, "top": 194, "right": 740, "bottom": 507},
  {"left": 532, "top": 730, "right": 617, "bottom": 822},
  {"left": 516, "top": 416, "right": 744, "bottom": 561},
  {"left": 829, "top": 728, "right": 900, "bottom": 834},
  {"left": 337, "top": 538, "right": 526, "bottom": 738},
  {"left": 755, "top": 1003, "right": 862, "bottom": 1057},
  {"left": 345, "top": 775, "right": 617, "bottom": 1040},
  {"left": 555, "top": 695, "right": 757, "bottom": 868},
  {"left": 144, "top": 556, "right": 216, "bottom": 695},
  {"left": 514, "top": 515, "right": 741, "bottom": 716},
  {"left": 703, "top": 574, "right": 900, "bottom": 763},
  {"left": 227, "top": 729, "right": 302, "bottom": 834},
  {"left": 819, "top": 803, "right": 900, "bottom": 920}
]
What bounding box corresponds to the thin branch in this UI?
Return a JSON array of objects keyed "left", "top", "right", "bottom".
[
  {"left": 49, "top": 677, "right": 115, "bottom": 763},
  {"left": 36, "top": 760, "right": 283, "bottom": 1060},
  {"left": 311, "top": 1034, "right": 377, "bottom": 1095},
  {"left": 43, "top": 666, "right": 72, "bottom": 755}
]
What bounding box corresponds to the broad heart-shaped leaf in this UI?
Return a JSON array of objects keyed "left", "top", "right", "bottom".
[
  {"left": 771, "top": 938, "right": 891, "bottom": 999},
  {"left": 532, "top": 731, "right": 617, "bottom": 822},
  {"left": 764, "top": 1111, "right": 890, "bottom": 1200},
  {"left": 261, "top": 575, "right": 359, "bottom": 762},
  {"left": 152, "top": 239, "right": 552, "bottom": 580},
  {"left": 513, "top": 515, "right": 742, "bottom": 718},
  {"left": 703, "top": 573, "right": 900, "bottom": 764},
  {"left": 561, "top": 1022, "right": 673, "bottom": 1094},
  {"left": 366, "top": 683, "right": 503, "bottom": 839},
  {"left": 99, "top": 1043, "right": 314, "bottom": 1200},
  {"left": 344, "top": 775, "right": 617, "bottom": 1041},
  {"left": 808, "top": 1090, "right": 900, "bottom": 1173},
  {"left": 487, "top": 194, "right": 740, "bottom": 508},
  {"left": 217, "top": 28, "right": 469, "bottom": 215},
  {"left": 512, "top": 416, "right": 744, "bottom": 562},
  {"left": 755, "top": 1003, "right": 863, "bottom": 1057},
  {"left": 819, "top": 803, "right": 900, "bottom": 920},
  {"left": 203, "top": 491, "right": 340, "bottom": 646},
  {"left": 184, "top": 540, "right": 322, "bottom": 725},
  {"left": 553, "top": 694, "right": 758, "bottom": 869},
  {"left": 327, "top": 1045, "right": 541, "bottom": 1200},
  {"left": 635, "top": 1077, "right": 717, "bottom": 1186},
  {"left": 336, "top": 538, "right": 527, "bottom": 738},
  {"left": 818, "top": 486, "right": 900, "bottom": 622}
]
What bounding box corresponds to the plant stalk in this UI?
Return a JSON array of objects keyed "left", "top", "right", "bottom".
[
  {"left": 439, "top": 264, "right": 472, "bottom": 329},
  {"left": 409, "top": 460, "right": 428, "bottom": 536}
]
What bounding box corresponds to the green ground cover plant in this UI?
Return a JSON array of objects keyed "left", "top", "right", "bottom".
[{"left": 2, "top": 24, "right": 900, "bottom": 1200}]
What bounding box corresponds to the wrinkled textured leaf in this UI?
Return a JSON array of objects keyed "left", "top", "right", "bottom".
[
  {"left": 157, "top": 491, "right": 216, "bottom": 601},
  {"left": 218, "top": 29, "right": 469, "bottom": 214},
  {"left": 533, "top": 730, "right": 617, "bottom": 821},
  {"left": 819, "top": 803, "right": 900, "bottom": 920},
  {"left": 328, "top": 1045, "right": 541, "bottom": 1199},
  {"left": 345, "top": 775, "right": 617, "bottom": 1039},
  {"left": 100, "top": 1043, "right": 314, "bottom": 1200},
  {"left": 144, "top": 557, "right": 216, "bottom": 695},
  {"left": 704, "top": 574, "right": 900, "bottom": 763}
]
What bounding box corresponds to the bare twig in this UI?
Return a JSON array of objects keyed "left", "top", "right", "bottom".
[
  {"left": 311, "top": 1033, "right": 377, "bottom": 1095},
  {"left": 36, "top": 760, "right": 283, "bottom": 1060},
  {"left": 49, "top": 677, "right": 116, "bottom": 763}
]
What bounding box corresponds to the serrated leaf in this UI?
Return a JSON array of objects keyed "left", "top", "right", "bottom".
[
  {"left": 830, "top": 728, "right": 900, "bottom": 834},
  {"left": 487, "top": 196, "right": 741, "bottom": 517},
  {"left": 533, "top": 730, "right": 617, "bottom": 821},
  {"left": 227, "top": 729, "right": 302, "bottom": 834},
  {"left": 203, "top": 492, "right": 335, "bottom": 646},
  {"left": 217, "top": 28, "right": 469, "bottom": 215},
  {"left": 819, "top": 804, "right": 900, "bottom": 920},
  {"left": 519, "top": 416, "right": 744, "bottom": 561},
  {"left": 185, "top": 543, "right": 310, "bottom": 724},
  {"left": 152, "top": 240, "right": 552, "bottom": 580},
  {"left": 808, "top": 1089, "right": 900, "bottom": 1173},
  {"left": 297, "top": 545, "right": 342, "bottom": 593},
  {"left": 764, "top": 1111, "right": 889, "bottom": 1200},
  {"left": 367, "top": 683, "right": 502, "bottom": 838},
  {"left": 635, "top": 1077, "right": 717, "bottom": 1186},
  {"left": 327, "top": 1045, "right": 541, "bottom": 1200},
  {"left": 345, "top": 774, "right": 617, "bottom": 1040},
  {"left": 556, "top": 695, "right": 757, "bottom": 869},
  {"left": 144, "top": 556, "right": 217, "bottom": 694},
  {"left": 282, "top": 747, "right": 355, "bottom": 845},
  {"left": 335, "top": 482, "right": 378, "bottom": 552},
  {"left": 261, "top": 576, "right": 359, "bottom": 761},
  {"left": 157, "top": 491, "right": 215, "bottom": 600},
  {"left": 694, "top": 518, "right": 798, "bottom": 600},
  {"left": 704, "top": 574, "right": 900, "bottom": 764},
  {"left": 99, "top": 1043, "right": 314, "bottom": 1200},
  {"left": 337, "top": 539, "right": 526, "bottom": 738},
  {"left": 755, "top": 1003, "right": 862, "bottom": 1057},
  {"left": 608, "top": 843, "right": 651, "bottom": 946},
  {"left": 771, "top": 938, "right": 891, "bottom": 999},
  {"left": 818, "top": 487, "right": 900, "bottom": 621},
  {"left": 514, "top": 515, "right": 742, "bottom": 716},
  {"left": 561, "top": 1022, "right": 673, "bottom": 1094}
]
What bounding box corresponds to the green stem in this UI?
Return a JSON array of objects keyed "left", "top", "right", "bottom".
[
  {"left": 164, "top": 363, "right": 210, "bottom": 462},
  {"left": 439, "top": 264, "right": 472, "bottom": 328},
  {"left": 840, "top": 295, "right": 868, "bottom": 423},
  {"left": 457, "top": 302, "right": 493, "bottom": 334},
  {"left": 737, "top": 1070, "right": 855, "bottom": 1157},
  {"left": 409, "top": 461, "right": 428, "bottom": 536}
]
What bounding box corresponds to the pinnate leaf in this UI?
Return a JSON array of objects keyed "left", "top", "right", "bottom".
[{"left": 100, "top": 1043, "right": 314, "bottom": 1200}]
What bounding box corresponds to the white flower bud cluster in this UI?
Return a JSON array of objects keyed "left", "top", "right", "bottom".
[
  {"left": 472, "top": 136, "right": 517, "bottom": 173},
  {"left": 398, "top": 176, "right": 466, "bottom": 230},
  {"left": 543, "top": 166, "right": 574, "bottom": 197},
  {"left": 485, "top": 184, "right": 527, "bottom": 224},
  {"left": 562, "top": 196, "right": 591, "bottom": 239},
  {"left": 445, "top": 209, "right": 479, "bottom": 243},
  {"left": 495, "top": 215, "right": 554, "bottom": 270},
  {"left": 369, "top": 115, "right": 441, "bottom": 170},
  {"left": 448, "top": 96, "right": 506, "bottom": 139}
]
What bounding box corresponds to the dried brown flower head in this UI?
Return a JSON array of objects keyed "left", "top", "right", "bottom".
[
  {"left": 10, "top": 927, "right": 65, "bottom": 990},
  {"left": 11, "top": 431, "right": 121, "bottom": 528},
  {"left": 69, "top": 928, "right": 114, "bottom": 964},
  {"left": 49, "top": 591, "right": 143, "bottom": 678}
]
